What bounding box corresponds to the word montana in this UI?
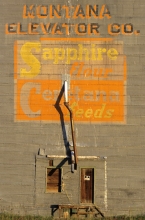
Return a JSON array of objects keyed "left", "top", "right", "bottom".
[{"left": 23, "top": 4, "right": 111, "bottom": 19}]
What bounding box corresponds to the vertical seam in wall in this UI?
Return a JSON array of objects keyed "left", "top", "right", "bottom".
[{"left": 104, "top": 160, "right": 108, "bottom": 211}]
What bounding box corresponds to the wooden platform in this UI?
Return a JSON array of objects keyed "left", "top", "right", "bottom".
[{"left": 58, "top": 204, "right": 104, "bottom": 219}]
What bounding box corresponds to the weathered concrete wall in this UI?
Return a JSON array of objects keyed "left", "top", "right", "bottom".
[
  {"left": 35, "top": 156, "right": 106, "bottom": 217},
  {"left": 0, "top": 0, "right": 145, "bottom": 217}
]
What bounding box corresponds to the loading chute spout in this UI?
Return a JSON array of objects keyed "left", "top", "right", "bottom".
[{"left": 64, "top": 80, "right": 78, "bottom": 170}]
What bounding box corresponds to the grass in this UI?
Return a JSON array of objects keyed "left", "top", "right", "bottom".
[
  {"left": 0, "top": 213, "right": 145, "bottom": 220},
  {"left": 0, "top": 214, "right": 53, "bottom": 220}
]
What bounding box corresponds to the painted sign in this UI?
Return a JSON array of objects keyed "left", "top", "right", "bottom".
[
  {"left": 5, "top": 4, "right": 141, "bottom": 123},
  {"left": 14, "top": 38, "right": 126, "bottom": 123}
]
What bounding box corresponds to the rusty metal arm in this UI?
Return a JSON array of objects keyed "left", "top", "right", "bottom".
[{"left": 64, "top": 101, "right": 78, "bottom": 169}]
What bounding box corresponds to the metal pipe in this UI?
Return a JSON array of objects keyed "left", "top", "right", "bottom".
[
  {"left": 64, "top": 80, "right": 68, "bottom": 102},
  {"left": 46, "top": 155, "right": 106, "bottom": 160},
  {"left": 47, "top": 155, "right": 70, "bottom": 158},
  {"left": 64, "top": 101, "right": 78, "bottom": 169},
  {"left": 64, "top": 80, "right": 78, "bottom": 169}
]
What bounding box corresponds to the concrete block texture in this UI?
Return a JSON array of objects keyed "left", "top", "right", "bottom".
[{"left": 0, "top": 0, "right": 145, "bottom": 217}]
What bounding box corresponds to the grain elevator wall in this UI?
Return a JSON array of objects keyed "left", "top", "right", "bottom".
[{"left": 0, "top": 0, "right": 145, "bottom": 217}]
